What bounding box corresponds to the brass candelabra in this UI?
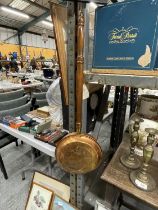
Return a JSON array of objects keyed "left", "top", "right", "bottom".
[
  {"left": 130, "top": 128, "right": 157, "bottom": 191},
  {"left": 120, "top": 119, "right": 141, "bottom": 169}
]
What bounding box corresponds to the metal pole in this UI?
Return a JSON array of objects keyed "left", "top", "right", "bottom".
[
  {"left": 130, "top": 87, "right": 138, "bottom": 117},
  {"left": 110, "top": 86, "right": 121, "bottom": 149},
  {"left": 18, "top": 32, "right": 22, "bottom": 58},
  {"left": 67, "top": 1, "right": 77, "bottom": 206},
  {"left": 110, "top": 86, "right": 129, "bottom": 150}
]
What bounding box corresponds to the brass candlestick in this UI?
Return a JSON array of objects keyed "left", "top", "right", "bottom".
[
  {"left": 130, "top": 128, "right": 157, "bottom": 191},
  {"left": 120, "top": 119, "right": 141, "bottom": 169}
]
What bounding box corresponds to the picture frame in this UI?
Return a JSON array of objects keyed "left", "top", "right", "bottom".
[
  {"left": 25, "top": 172, "right": 76, "bottom": 210},
  {"left": 33, "top": 171, "right": 70, "bottom": 202},
  {"left": 25, "top": 183, "right": 53, "bottom": 210},
  {"left": 50, "top": 3, "right": 68, "bottom": 105},
  {"left": 51, "top": 195, "right": 78, "bottom": 210}
]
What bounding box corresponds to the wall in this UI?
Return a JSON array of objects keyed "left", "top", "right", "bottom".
[
  {"left": 21, "top": 32, "right": 56, "bottom": 50},
  {"left": 0, "top": 27, "right": 56, "bottom": 59},
  {"left": 0, "top": 43, "right": 20, "bottom": 56},
  {"left": 21, "top": 45, "right": 56, "bottom": 59},
  {"left": 0, "top": 27, "right": 18, "bottom": 45},
  {"left": 0, "top": 42, "right": 56, "bottom": 59}
]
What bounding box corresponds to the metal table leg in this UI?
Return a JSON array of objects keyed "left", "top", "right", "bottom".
[
  {"left": 21, "top": 153, "right": 56, "bottom": 180},
  {"left": 0, "top": 154, "right": 8, "bottom": 179},
  {"left": 48, "top": 157, "right": 57, "bottom": 176}
]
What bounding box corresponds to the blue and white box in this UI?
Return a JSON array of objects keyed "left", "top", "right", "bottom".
[{"left": 93, "top": 0, "right": 158, "bottom": 70}]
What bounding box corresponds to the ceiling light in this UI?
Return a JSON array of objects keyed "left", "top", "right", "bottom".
[
  {"left": 46, "top": 16, "right": 52, "bottom": 21},
  {"left": 10, "top": 0, "right": 30, "bottom": 11},
  {"left": 89, "top": 2, "right": 98, "bottom": 9},
  {"left": 1, "top": 6, "right": 30, "bottom": 19},
  {"left": 42, "top": 20, "right": 53, "bottom": 27}
]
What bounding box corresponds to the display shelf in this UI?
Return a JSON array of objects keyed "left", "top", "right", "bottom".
[
  {"left": 101, "top": 134, "right": 158, "bottom": 209},
  {"left": 84, "top": 71, "right": 158, "bottom": 89}
]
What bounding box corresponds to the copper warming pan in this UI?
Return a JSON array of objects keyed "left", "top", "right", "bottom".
[{"left": 55, "top": 10, "right": 102, "bottom": 174}]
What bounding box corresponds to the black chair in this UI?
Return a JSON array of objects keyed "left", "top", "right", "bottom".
[
  {"left": 0, "top": 95, "right": 28, "bottom": 111},
  {"left": 31, "top": 92, "right": 48, "bottom": 110},
  {"left": 0, "top": 131, "right": 17, "bottom": 179},
  {"left": 0, "top": 90, "right": 31, "bottom": 179},
  {"left": 0, "top": 89, "right": 24, "bottom": 102},
  {"left": 43, "top": 68, "right": 54, "bottom": 78},
  {"left": 0, "top": 102, "right": 31, "bottom": 118}
]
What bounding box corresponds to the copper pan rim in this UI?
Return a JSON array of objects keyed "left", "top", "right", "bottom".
[{"left": 55, "top": 133, "right": 103, "bottom": 174}]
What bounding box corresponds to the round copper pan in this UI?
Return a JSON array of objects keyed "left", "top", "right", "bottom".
[{"left": 55, "top": 133, "right": 102, "bottom": 174}]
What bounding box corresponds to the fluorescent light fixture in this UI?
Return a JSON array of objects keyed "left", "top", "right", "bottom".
[
  {"left": 1, "top": 6, "right": 30, "bottom": 19},
  {"left": 89, "top": 2, "right": 98, "bottom": 9},
  {"left": 42, "top": 20, "right": 53, "bottom": 27},
  {"left": 46, "top": 16, "right": 52, "bottom": 21},
  {"left": 10, "top": 0, "right": 30, "bottom": 11}
]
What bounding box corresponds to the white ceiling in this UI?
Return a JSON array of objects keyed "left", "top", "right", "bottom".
[
  {"left": 0, "top": 0, "right": 54, "bottom": 36},
  {"left": 0, "top": 0, "right": 114, "bottom": 38}
]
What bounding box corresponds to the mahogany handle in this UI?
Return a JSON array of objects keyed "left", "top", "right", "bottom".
[{"left": 76, "top": 10, "right": 84, "bottom": 133}]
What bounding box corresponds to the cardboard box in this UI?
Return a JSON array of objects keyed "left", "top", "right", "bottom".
[{"left": 92, "top": 0, "right": 158, "bottom": 75}]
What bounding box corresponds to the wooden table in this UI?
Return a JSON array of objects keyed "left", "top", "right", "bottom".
[{"left": 101, "top": 134, "right": 158, "bottom": 209}]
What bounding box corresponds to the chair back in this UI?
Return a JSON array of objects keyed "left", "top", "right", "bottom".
[
  {"left": 36, "top": 99, "right": 48, "bottom": 108},
  {"left": 0, "top": 89, "right": 24, "bottom": 102},
  {"left": 0, "top": 102, "right": 31, "bottom": 117},
  {"left": 0, "top": 95, "right": 28, "bottom": 111},
  {"left": 43, "top": 68, "right": 54, "bottom": 78},
  {"left": 32, "top": 92, "right": 46, "bottom": 100},
  {"left": 32, "top": 92, "right": 47, "bottom": 109}
]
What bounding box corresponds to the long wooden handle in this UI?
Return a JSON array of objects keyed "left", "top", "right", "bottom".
[
  {"left": 50, "top": 3, "right": 69, "bottom": 105},
  {"left": 76, "top": 10, "right": 84, "bottom": 133}
]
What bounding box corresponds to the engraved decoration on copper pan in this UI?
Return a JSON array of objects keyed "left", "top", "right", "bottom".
[{"left": 55, "top": 133, "right": 102, "bottom": 174}]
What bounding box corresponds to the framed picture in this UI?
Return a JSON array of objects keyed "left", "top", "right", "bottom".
[
  {"left": 50, "top": 3, "right": 68, "bottom": 105},
  {"left": 26, "top": 183, "right": 53, "bottom": 210},
  {"left": 33, "top": 171, "right": 70, "bottom": 202},
  {"left": 51, "top": 195, "right": 77, "bottom": 210}
]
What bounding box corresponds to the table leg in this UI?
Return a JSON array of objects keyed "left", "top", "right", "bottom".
[
  {"left": 48, "top": 157, "right": 56, "bottom": 176},
  {"left": 0, "top": 154, "right": 8, "bottom": 180},
  {"left": 21, "top": 153, "right": 54, "bottom": 180},
  {"left": 31, "top": 147, "right": 35, "bottom": 164},
  {"left": 48, "top": 157, "right": 52, "bottom": 176}
]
